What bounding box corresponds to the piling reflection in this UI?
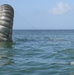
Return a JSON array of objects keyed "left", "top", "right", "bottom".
[
  {"left": 0, "top": 42, "right": 13, "bottom": 48},
  {"left": 0, "top": 42, "right": 14, "bottom": 66}
]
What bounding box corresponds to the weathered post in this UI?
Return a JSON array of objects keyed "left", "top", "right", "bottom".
[{"left": 0, "top": 4, "right": 14, "bottom": 41}]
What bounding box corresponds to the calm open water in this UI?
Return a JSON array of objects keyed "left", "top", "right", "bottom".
[{"left": 0, "top": 30, "right": 74, "bottom": 75}]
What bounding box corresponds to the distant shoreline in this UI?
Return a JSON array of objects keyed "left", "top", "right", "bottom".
[{"left": 13, "top": 29, "right": 74, "bottom": 31}]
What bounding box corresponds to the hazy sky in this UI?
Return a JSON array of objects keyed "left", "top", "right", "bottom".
[{"left": 0, "top": 0, "right": 74, "bottom": 29}]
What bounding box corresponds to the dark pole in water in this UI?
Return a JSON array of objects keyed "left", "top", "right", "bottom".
[{"left": 0, "top": 4, "right": 14, "bottom": 41}]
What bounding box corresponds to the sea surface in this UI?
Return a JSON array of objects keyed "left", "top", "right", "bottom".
[{"left": 0, "top": 30, "right": 74, "bottom": 75}]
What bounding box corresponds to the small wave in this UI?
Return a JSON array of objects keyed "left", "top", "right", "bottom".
[
  {"left": 51, "top": 62, "right": 69, "bottom": 65},
  {"left": 59, "top": 48, "right": 74, "bottom": 55},
  {"left": 16, "top": 38, "right": 36, "bottom": 42},
  {"left": 44, "top": 37, "right": 70, "bottom": 42},
  {"left": 44, "top": 37, "right": 55, "bottom": 41}
]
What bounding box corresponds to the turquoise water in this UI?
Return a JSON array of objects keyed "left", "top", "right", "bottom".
[{"left": 0, "top": 30, "right": 74, "bottom": 75}]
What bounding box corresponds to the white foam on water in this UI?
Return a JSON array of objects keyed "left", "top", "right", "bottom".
[{"left": 70, "top": 62, "right": 74, "bottom": 65}]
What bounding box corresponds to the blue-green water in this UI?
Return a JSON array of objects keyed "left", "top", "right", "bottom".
[{"left": 0, "top": 30, "right": 74, "bottom": 75}]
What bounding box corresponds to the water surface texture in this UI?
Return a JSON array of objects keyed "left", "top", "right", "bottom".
[{"left": 0, "top": 30, "right": 74, "bottom": 75}]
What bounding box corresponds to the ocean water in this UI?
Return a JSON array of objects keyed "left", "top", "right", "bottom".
[{"left": 0, "top": 30, "right": 74, "bottom": 75}]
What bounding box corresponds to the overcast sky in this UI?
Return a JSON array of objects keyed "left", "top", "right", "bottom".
[{"left": 0, "top": 0, "right": 74, "bottom": 29}]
